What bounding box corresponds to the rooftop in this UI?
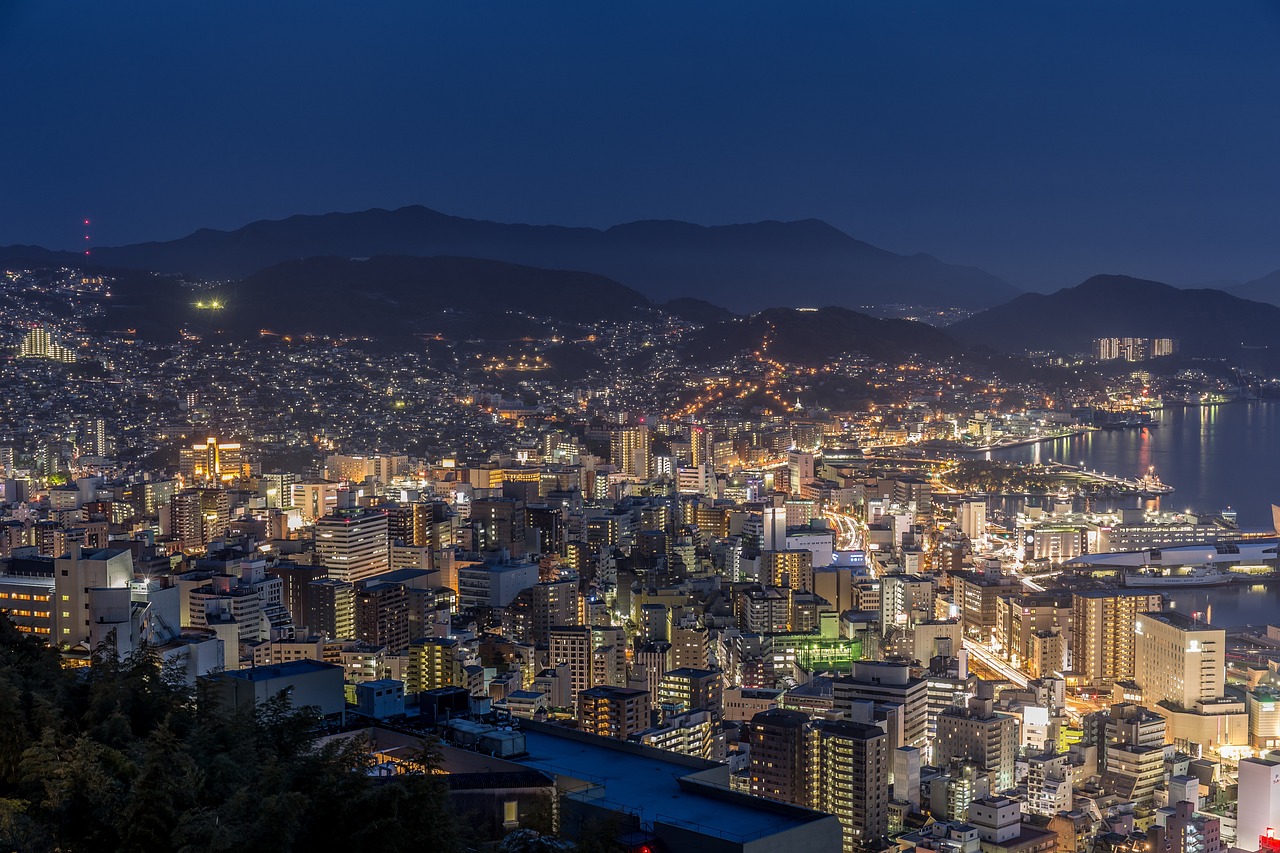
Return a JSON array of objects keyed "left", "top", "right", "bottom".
[
  {"left": 511, "top": 722, "right": 828, "bottom": 841},
  {"left": 221, "top": 659, "right": 340, "bottom": 681},
  {"left": 1138, "top": 609, "right": 1216, "bottom": 632}
]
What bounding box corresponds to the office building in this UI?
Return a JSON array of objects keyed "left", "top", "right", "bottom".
[{"left": 315, "top": 509, "right": 389, "bottom": 585}]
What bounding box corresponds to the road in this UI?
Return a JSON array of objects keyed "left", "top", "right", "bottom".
[
  {"left": 824, "top": 508, "right": 867, "bottom": 553},
  {"left": 964, "top": 637, "right": 1102, "bottom": 723}
]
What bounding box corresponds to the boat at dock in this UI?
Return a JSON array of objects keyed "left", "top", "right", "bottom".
[{"left": 1122, "top": 565, "right": 1238, "bottom": 588}]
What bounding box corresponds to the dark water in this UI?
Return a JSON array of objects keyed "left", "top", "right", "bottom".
[
  {"left": 992, "top": 401, "right": 1280, "bottom": 628},
  {"left": 1158, "top": 582, "right": 1280, "bottom": 630},
  {"left": 989, "top": 402, "right": 1280, "bottom": 529}
]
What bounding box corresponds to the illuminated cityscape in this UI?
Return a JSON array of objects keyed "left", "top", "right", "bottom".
[{"left": 2, "top": 4, "right": 1280, "bottom": 853}]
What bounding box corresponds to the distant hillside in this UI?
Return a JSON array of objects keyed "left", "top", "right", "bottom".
[
  {"left": 682, "top": 306, "right": 966, "bottom": 365},
  {"left": 1231, "top": 269, "right": 1280, "bottom": 306},
  {"left": 663, "top": 297, "right": 736, "bottom": 325},
  {"left": 96, "top": 255, "right": 652, "bottom": 340},
  {"left": 12, "top": 205, "right": 1019, "bottom": 310},
  {"left": 950, "top": 274, "right": 1280, "bottom": 363}
]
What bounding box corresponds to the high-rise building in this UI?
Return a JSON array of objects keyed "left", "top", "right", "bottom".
[
  {"left": 353, "top": 580, "right": 410, "bottom": 654},
  {"left": 748, "top": 708, "right": 811, "bottom": 804},
  {"left": 180, "top": 437, "right": 245, "bottom": 485},
  {"left": 1134, "top": 610, "right": 1224, "bottom": 709},
  {"left": 1024, "top": 751, "right": 1073, "bottom": 817},
  {"left": 760, "top": 549, "right": 814, "bottom": 592},
  {"left": 1238, "top": 758, "right": 1280, "bottom": 853},
  {"left": 411, "top": 500, "right": 455, "bottom": 549},
  {"left": 814, "top": 719, "right": 890, "bottom": 850},
  {"left": 656, "top": 667, "right": 722, "bottom": 722},
  {"left": 610, "top": 425, "right": 651, "bottom": 480},
  {"left": 166, "top": 487, "right": 231, "bottom": 552},
  {"left": 1071, "top": 590, "right": 1163, "bottom": 686},
  {"left": 578, "top": 685, "right": 651, "bottom": 740},
  {"left": 52, "top": 545, "right": 133, "bottom": 646},
  {"left": 404, "top": 636, "right": 465, "bottom": 694},
  {"left": 16, "top": 325, "right": 76, "bottom": 362},
  {"left": 502, "top": 579, "right": 579, "bottom": 646},
  {"left": 959, "top": 500, "right": 987, "bottom": 541},
  {"left": 315, "top": 509, "right": 389, "bottom": 585},
  {"left": 833, "top": 660, "right": 930, "bottom": 750},
  {"left": 323, "top": 453, "right": 409, "bottom": 485},
  {"left": 549, "top": 625, "right": 626, "bottom": 700},
  {"left": 747, "top": 709, "right": 889, "bottom": 852},
  {"left": 934, "top": 693, "right": 1018, "bottom": 792},
  {"left": 304, "top": 578, "right": 355, "bottom": 641},
  {"left": 471, "top": 497, "right": 527, "bottom": 557},
  {"left": 1101, "top": 703, "right": 1167, "bottom": 807}
]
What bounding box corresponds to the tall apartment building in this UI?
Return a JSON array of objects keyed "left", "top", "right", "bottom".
[
  {"left": 323, "top": 453, "right": 408, "bottom": 485},
  {"left": 549, "top": 625, "right": 626, "bottom": 699},
  {"left": 760, "top": 549, "right": 815, "bottom": 592},
  {"left": 353, "top": 580, "right": 410, "bottom": 654},
  {"left": 1134, "top": 610, "right": 1224, "bottom": 709},
  {"left": 1024, "top": 751, "right": 1073, "bottom": 817},
  {"left": 167, "top": 487, "right": 231, "bottom": 552},
  {"left": 747, "top": 709, "right": 889, "bottom": 851},
  {"left": 610, "top": 425, "right": 651, "bottom": 480},
  {"left": 814, "top": 719, "right": 890, "bottom": 851},
  {"left": 934, "top": 693, "right": 1019, "bottom": 792},
  {"left": 1071, "top": 591, "right": 1163, "bottom": 686},
  {"left": 471, "top": 497, "right": 527, "bottom": 557},
  {"left": 404, "top": 636, "right": 465, "bottom": 694},
  {"left": 304, "top": 578, "right": 355, "bottom": 641},
  {"left": 17, "top": 325, "right": 76, "bottom": 362},
  {"left": 315, "top": 509, "right": 389, "bottom": 585},
  {"left": 952, "top": 570, "right": 1021, "bottom": 642},
  {"left": 1101, "top": 703, "right": 1167, "bottom": 807},
  {"left": 503, "top": 579, "right": 579, "bottom": 646},
  {"left": 657, "top": 667, "right": 722, "bottom": 722},
  {"left": 578, "top": 685, "right": 651, "bottom": 740},
  {"left": 411, "top": 500, "right": 455, "bottom": 550},
  {"left": 833, "top": 660, "right": 930, "bottom": 750}
]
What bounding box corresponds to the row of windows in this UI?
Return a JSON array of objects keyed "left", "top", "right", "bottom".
[{"left": 0, "top": 592, "right": 51, "bottom": 602}]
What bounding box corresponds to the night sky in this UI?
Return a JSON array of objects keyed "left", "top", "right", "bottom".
[{"left": 2, "top": 1, "right": 1279, "bottom": 291}]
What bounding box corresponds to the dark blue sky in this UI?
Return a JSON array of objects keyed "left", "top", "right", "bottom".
[{"left": 2, "top": 1, "right": 1279, "bottom": 291}]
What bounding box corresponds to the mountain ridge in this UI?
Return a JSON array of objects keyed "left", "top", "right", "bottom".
[
  {"left": 0, "top": 205, "right": 1020, "bottom": 310},
  {"left": 950, "top": 273, "right": 1280, "bottom": 366}
]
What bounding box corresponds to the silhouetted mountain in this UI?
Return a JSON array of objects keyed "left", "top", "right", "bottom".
[
  {"left": 662, "top": 297, "right": 736, "bottom": 325},
  {"left": 950, "top": 274, "right": 1280, "bottom": 363},
  {"left": 96, "top": 255, "right": 651, "bottom": 340},
  {"left": 18, "top": 205, "right": 1019, "bottom": 310},
  {"left": 1231, "top": 269, "right": 1280, "bottom": 305},
  {"left": 682, "top": 306, "right": 966, "bottom": 365}
]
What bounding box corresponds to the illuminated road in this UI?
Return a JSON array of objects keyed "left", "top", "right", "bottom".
[
  {"left": 825, "top": 509, "right": 867, "bottom": 553},
  {"left": 965, "top": 639, "right": 1029, "bottom": 688},
  {"left": 965, "top": 637, "right": 1101, "bottom": 723}
]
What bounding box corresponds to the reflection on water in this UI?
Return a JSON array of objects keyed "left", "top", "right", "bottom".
[
  {"left": 989, "top": 402, "right": 1280, "bottom": 529},
  {"left": 1162, "top": 582, "right": 1278, "bottom": 629}
]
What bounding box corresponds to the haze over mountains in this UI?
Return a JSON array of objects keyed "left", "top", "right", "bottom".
[{"left": 0, "top": 205, "right": 1019, "bottom": 311}]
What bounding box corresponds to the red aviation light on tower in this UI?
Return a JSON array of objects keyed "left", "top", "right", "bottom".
[{"left": 82, "top": 218, "right": 92, "bottom": 256}]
